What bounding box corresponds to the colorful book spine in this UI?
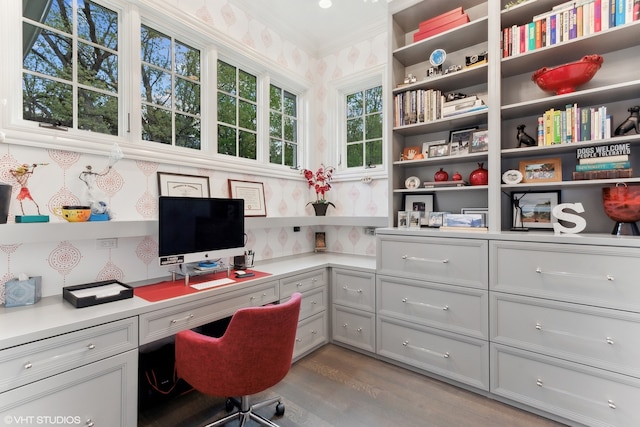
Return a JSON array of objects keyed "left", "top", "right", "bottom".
[
  {"left": 553, "top": 110, "right": 562, "bottom": 143},
  {"left": 616, "top": 0, "right": 625, "bottom": 25},
  {"left": 550, "top": 14, "right": 557, "bottom": 44},
  {"left": 595, "top": 0, "right": 603, "bottom": 31},
  {"left": 576, "top": 161, "right": 630, "bottom": 171}
]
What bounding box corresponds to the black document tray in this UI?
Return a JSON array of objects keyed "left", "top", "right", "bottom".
[{"left": 63, "top": 280, "right": 133, "bottom": 308}]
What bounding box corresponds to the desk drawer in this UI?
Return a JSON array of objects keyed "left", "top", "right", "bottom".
[
  {"left": 139, "top": 280, "right": 279, "bottom": 345},
  {"left": 332, "top": 305, "right": 375, "bottom": 353},
  {"left": 491, "top": 241, "right": 640, "bottom": 311},
  {"left": 377, "top": 235, "right": 487, "bottom": 289},
  {"left": 280, "top": 268, "right": 328, "bottom": 298},
  {"left": 377, "top": 316, "right": 489, "bottom": 390},
  {"left": 293, "top": 311, "right": 327, "bottom": 360},
  {"left": 491, "top": 293, "right": 640, "bottom": 378},
  {"left": 491, "top": 344, "right": 640, "bottom": 427},
  {"left": 332, "top": 268, "right": 375, "bottom": 312},
  {"left": 281, "top": 286, "right": 327, "bottom": 321},
  {"left": 378, "top": 275, "right": 488, "bottom": 340},
  {"left": 0, "top": 317, "right": 137, "bottom": 392}
]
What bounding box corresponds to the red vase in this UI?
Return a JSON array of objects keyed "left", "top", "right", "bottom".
[
  {"left": 452, "top": 172, "right": 462, "bottom": 181},
  {"left": 434, "top": 168, "right": 449, "bottom": 182},
  {"left": 469, "top": 163, "right": 488, "bottom": 186}
]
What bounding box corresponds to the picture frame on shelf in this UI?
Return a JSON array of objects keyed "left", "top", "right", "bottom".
[
  {"left": 397, "top": 211, "right": 409, "bottom": 229},
  {"left": 449, "top": 127, "right": 477, "bottom": 146},
  {"left": 405, "top": 176, "right": 421, "bottom": 189},
  {"left": 409, "top": 211, "right": 421, "bottom": 229},
  {"left": 404, "top": 194, "right": 434, "bottom": 227},
  {"left": 519, "top": 158, "right": 563, "bottom": 183},
  {"left": 469, "top": 129, "right": 489, "bottom": 153},
  {"left": 428, "top": 141, "right": 450, "bottom": 158},
  {"left": 402, "top": 145, "right": 422, "bottom": 161},
  {"left": 511, "top": 191, "right": 560, "bottom": 230},
  {"left": 427, "top": 211, "right": 448, "bottom": 228},
  {"left": 422, "top": 139, "right": 446, "bottom": 158},
  {"left": 157, "top": 172, "right": 210, "bottom": 197},
  {"left": 461, "top": 207, "right": 488, "bottom": 227},
  {"left": 228, "top": 179, "right": 267, "bottom": 217}
]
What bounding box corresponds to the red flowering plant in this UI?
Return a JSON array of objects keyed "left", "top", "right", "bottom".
[{"left": 302, "top": 164, "right": 336, "bottom": 208}]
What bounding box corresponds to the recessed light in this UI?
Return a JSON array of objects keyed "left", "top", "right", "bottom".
[{"left": 318, "top": 0, "right": 332, "bottom": 9}]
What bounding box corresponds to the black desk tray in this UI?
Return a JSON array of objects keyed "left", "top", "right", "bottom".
[{"left": 63, "top": 280, "right": 133, "bottom": 308}]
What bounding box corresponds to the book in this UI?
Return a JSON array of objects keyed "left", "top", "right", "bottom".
[
  {"left": 575, "top": 161, "right": 630, "bottom": 171},
  {"left": 572, "top": 168, "right": 633, "bottom": 180},
  {"left": 579, "top": 154, "right": 629, "bottom": 164},
  {"left": 442, "top": 95, "right": 477, "bottom": 107}
]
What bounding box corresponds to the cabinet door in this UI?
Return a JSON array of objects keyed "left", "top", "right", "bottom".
[{"left": 0, "top": 350, "right": 137, "bottom": 427}]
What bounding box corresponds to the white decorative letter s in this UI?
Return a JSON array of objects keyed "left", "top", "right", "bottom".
[{"left": 552, "top": 203, "right": 586, "bottom": 234}]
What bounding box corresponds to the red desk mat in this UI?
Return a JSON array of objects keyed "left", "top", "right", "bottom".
[{"left": 134, "top": 269, "right": 272, "bottom": 302}]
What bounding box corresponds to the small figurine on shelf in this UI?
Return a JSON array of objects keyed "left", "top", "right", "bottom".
[
  {"left": 78, "top": 143, "right": 123, "bottom": 221},
  {"left": 614, "top": 105, "right": 640, "bottom": 136},
  {"left": 516, "top": 124, "right": 537, "bottom": 147},
  {"left": 9, "top": 163, "right": 49, "bottom": 223}
]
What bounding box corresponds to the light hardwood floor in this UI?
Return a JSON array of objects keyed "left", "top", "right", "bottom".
[{"left": 138, "top": 344, "right": 567, "bottom": 427}]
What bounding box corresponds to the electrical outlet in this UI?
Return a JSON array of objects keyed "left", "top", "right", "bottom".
[
  {"left": 97, "top": 238, "right": 118, "bottom": 249},
  {"left": 293, "top": 226, "right": 301, "bottom": 232},
  {"left": 364, "top": 227, "right": 376, "bottom": 236}
]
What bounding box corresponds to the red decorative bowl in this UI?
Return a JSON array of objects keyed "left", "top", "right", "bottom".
[
  {"left": 532, "top": 55, "right": 603, "bottom": 95},
  {"left": 602, "top": 184, "right": 640, "bottom": 235}
]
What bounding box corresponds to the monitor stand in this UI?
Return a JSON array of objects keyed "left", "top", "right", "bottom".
[{"left": 171, "top": 261, "right": 230, "bottom": 286}]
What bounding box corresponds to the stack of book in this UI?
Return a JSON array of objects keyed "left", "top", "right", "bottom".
[
  {"left": 442, "top": 95, "right": 487, "bottom": 118},
  {"left": 538, "top": 104, "right": 611, "bottom": 145},
  {"left": 413, "top": 7, "right": 470, "bottom": 43},
  {"left": 394, "top": 89, "right": 443, "bottom": 126},
  {"left": 573, "top": 142, "right": 633, "bottom": 180}
]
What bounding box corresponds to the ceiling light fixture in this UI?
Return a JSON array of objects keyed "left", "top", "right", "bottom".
[{"left": 318, "top": 0, "right": 332, "bottom": 8}]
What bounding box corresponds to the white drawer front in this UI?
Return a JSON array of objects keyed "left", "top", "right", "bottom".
[
  {"left": 377, "top": 316, "right": 489, "bottom": 390},
  {"left": 332, "top": 269, "right": 375, "bottom": 312},
  {"left": 139, "top": 280, "right": 279, "bottom": 344},
  {"left": 0, "top": 317, "right": 137, "bottom": 392},
  {"left": 491, "top": 241, "right": 640, "bottom": 312},
  {"left": 492, "top": 293, "right": 640, "bottom": 378},
  {"left": 491, "top": 344, "right": 640, "bottom": 427},
  {"left": 293, "top": 311, "right": 327, "bottom": 360},
  {"left": 280, "top": 268, "right": 328, "bottom": 297},
  {"left": 282, "top": 286, "right": 327, "bottom": 321},
  {"left": 378, "top": 235, "right": 488, "bottom": 289},
  {"left": 378, "top": 276, "right": 488, "bottom": 339},
  {"left": 332, "top": 305, "right": 376, "bottom": 353}
]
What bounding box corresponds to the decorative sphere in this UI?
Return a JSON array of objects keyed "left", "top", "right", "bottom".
[{"left": 469, "top": 163, "right": 488, "bottom": 186}]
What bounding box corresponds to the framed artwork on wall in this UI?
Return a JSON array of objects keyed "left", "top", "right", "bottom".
[
  {"left": 228, "top": 179, "right": 267, "bottom": 217},
  {"left": 157, "top": 172, "right": 210, "bottom": 197}
]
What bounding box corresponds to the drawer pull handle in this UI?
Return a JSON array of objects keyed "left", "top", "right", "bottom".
[
  {"left": 402, "top": 255, "right": 449, "bottom": 263},
  {"left": 402, "top": 340, "right": 449, "bottom": 358},
  {"left": 343, "top": 323, "right": 348, "bottom": 328},
  {"left": 296, "top": 282, "right": 303, "bottom": 287},
  {"left": 536, "top": 377, "right": 610, "bottom": 407},
  {"left": 356, "top": 327, "right": 363, "bottom": 333},
  {"left": 22, "top": 342, "right": 100, "bottom": 370},
  {"left": 606, "top": 337, "right": 615, "bottom": 345},
  {"left": 311, "top": 330, "right": 317, "bottom": 335},
  {"left": 311, "top": 300, "right": 317, "bottom": 305},
  {"left": 343, "top": 286, "right": 363, "bottom": 293},
  {"left": 86, "top": 420, "right": 95, "bottom": 427},
  {"left": 87, "top": 343, "right": 96, "bottom": 350},
  {"left": 608, "top": 400, "right": 616, "bottom": 409},
  {"left": 536, "top": 323, "right": 612, "bottom": 344},
  {"left": 296, "top": 338, "right": 303, "bottom": 343},
  {"left": 171, "top": 314, "right": 194, "bottom": 324},
  {"left": 24, "top": 362, "right": 32, "bottom": 369},
  {"left": 312, "top": 278, "right": 317, "bottom": 282},
  {"left": 535, "top": 267, "right": 614, "bottom": 281},
  {"left": 402, "top": 298, "right": 449, "bottom": 311}
]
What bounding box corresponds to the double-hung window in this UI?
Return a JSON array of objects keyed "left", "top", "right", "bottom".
[
  {"left": 269, "top": 84, "right": 298, "bottom": 167},
  {"left": 346, "top": 85, "right": 383, "bottom": 169}
]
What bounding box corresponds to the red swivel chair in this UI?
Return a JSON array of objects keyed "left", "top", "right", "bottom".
[{"left": 175, "top": 292, "right": 302, "bottom": 427}]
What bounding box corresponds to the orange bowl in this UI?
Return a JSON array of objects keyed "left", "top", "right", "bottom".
[
  {"left": 532, "top": 55, "right": 603, "bottom": 95},
  {"left": 602, "top": 184, "right": 640, "bottom": 235}
]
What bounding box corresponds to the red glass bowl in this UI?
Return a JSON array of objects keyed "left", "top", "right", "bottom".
[
  {"left": 532, "top": 55, "right": 603, "bottom": 95},
  {"left": 602, "top": 184, "right": 640, "bottom": 235}
]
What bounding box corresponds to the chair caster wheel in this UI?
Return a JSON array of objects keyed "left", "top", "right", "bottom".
[
  {"left": 225, "top": 398, "right": 236, "bottom": 412},
  {"left": 275, "top": 402, "right": 285, "bottom": 416}
]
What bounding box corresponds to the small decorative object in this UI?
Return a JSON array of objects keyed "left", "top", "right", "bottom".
[
  {"left": 614, "top": 105, "right": 640, "bottom": 136},
  {"left": 405, "top": 176, "right": 421, "bottom": 189},
  {"left": 511, "top": 191, "right": 560, "bottom": 230},
  {"left": 0, "top": 182, "right": 11, "bottom": 224},
  {"left": 516, "top": 124, "right": 537, "bottom": 147},
  {"left": 602, "top": 183, "right": 640, "bottom": 235},
  {"left": 452, "top": 171, "right": 463, "bottom": 181},
  {"left": 465, "top": 51, "right": 487, "bottom": 68},
  {"left": 302, "top": 164, "right": 335, "bottom": 215},
  {"left": 314, "top": 232, "right": 327, "bottom": 252},
  {"left": 228, "top": 179, "right": 267, "bottom": 217},
  {"left": 4, "top": 274, "right": 42, "bottom": 307},
  {"left": 532, "top": 54, "right": 603, "bottom": 95},
  {"left": 469, "top": 163, "right": 488, "bottom": 186},
  {"left": 469, "top": 129, "right": 489, "bottom": 153},
  {"left": 79, "top": 143, "right": 123, "bottom": 221},
  {"left": 552, "top": 202, "right": 587, "bottom": 234},
  {"left": 9, "top": 163, "right": 49, "bottom": 223},
  {"left": 434, "top": 168, "right": 449, "bottom": 182},
  {"left": 502, "top": 169, "right": 523, "bottom": 185},
  {"left": 519, "top": 158, "right": 562, "bottom": 183},
  {"left": 403, "top": 146, "right": 421, "bottom": 160},
  {"left": 443, "top": 64, "right": 463, "bottom": 75},
  {"left": 428, "top": 48, "right": 446, "bottom": 76},
  {"left": 53, "top": 206, "right": 92, "bottom": 222}
]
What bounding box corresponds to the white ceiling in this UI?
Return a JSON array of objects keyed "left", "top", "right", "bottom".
[{"left": 228, "top": 0, "right": 391, "bottom": 56}]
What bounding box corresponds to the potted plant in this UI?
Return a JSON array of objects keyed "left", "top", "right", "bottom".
[{"left": 302, "top": 164, "right": 335, "bottom": 216}]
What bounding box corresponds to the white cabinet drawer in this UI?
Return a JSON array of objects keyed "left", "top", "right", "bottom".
[
  {"left": 377, "top": 316, "right": 489, "bottom": 390},
  {"left": 378, "top": 275, "right": 488, "bottom": 340},
  {"left": 139, "top": 280, "right": 279, "bottom": 344},
  {"left": 281, "top": 286, "right": 327, "bottom": 321},
  {"left": 491, "top": 241, "right": 640, "bottom": 312},
  {"left": 293, "top": 311, "right": 327, "bottom": 361},
  {"left": 332, "top": 268, "right": 375, "bottom": 312},
  {"left": 491, "top": 344, "right": 640, "bottom": 427},
  {"left": 332, "top": 305, "right": 375, "bottom": 353},
  {"left": 491, "top": 293, "right": 640, "bottom": 378},
  {"left": 377, "top": 235, "right": 488, "bottom": 289},
  {"left": 280, "top": 268, "right": 328, "bottom": 298},
  {"left": 0, "top": 317, "right": 137, "bottom": 392}
]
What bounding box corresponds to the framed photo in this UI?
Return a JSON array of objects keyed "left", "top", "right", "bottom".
[
  {"left": 405, "top": 194, "right": 434, "bottom": 226},
  {"left": 449, "top": 127, "right": 477, "bottom": 145},
  {"left": 519, "top": 158, "right": 563, "bottom": 183},
  {"left": 314, "top": 232, "right": 326, "bottom": 252},
  {"left": 428, "top": 141, "right": 450, "bottom": 158},
  {"left": 469, "top": 129, "right": 489, "bottom": 153},
  {"left": 157, "top": 172, "right": 210, "bottom": 197},
  {"left": 427, "top": 211, "right": 448, "bottom": 228},
  {"left": 402, "top": 145, "right": 422, "bottom": 160},
  {"left": 228, "top": 179, "right": 267, "bottom": 217},
  {"left": 461, "top": 207, "right": 488, "bottom": 226},
  {"left": 512, "top": 191, "right": 560, "bottom": 229},
  {"left": 409, "top": 211, "right": 421, "bottom": 229},
  {"left": 397, "top": 211, "right": 409, "bottom": 229},
  {"left": 422, "top": 139, "right": 446, "bottom": 158}
]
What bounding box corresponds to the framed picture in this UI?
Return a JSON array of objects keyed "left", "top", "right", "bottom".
[
  {"left": 422, "top": 139, "right": 446, "bottom": 158},
  {"left": 397, "top": 211, "right": 409, "bottom": 229},
  {"left": 461, "top": 207, "right": 488, "bottom": 226},
  {"left": 314, "top": 232, "right": 326, "bottom": 252},
  {"left": 469, "top": 129, "right": 489, "bottom": 153},
  {"left": 428, "top": 141, "right": 450, "bottom": 158},
  {"left": 405, "top": 194, "right": 434, "bottom": 226},
  {"left": 409, "top": 211, "right": 421, "bottom": 229},
  {"left": 402, "top": 145, "right": 422, "bottom": 160},
  {"left": 449, "top": 127, "right": 477, "bottom": 146},
  {"left": 427, "top": 211, "right": 448, "bottom": 228},
  {"left": 512, "top": 191, "right": 560, "bottom": 229},
  {"left": 228, "top": 179, "right": 267, "bottom": 217},
  {"left": 519, "top": 158, "right": 563, "bottom": 183},
  {"left": 157, "top": 172, "right": 210, "bottom": 197}
]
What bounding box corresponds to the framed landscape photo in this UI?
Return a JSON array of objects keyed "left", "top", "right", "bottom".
[
  {"left": 511, "top": 191, "right": 560, "bottom": 230},
  {"left": 519, "top": 158, "right": 562, "bottom": 183},
  {"left": 157, "top": 172, "right": 210, "bottom": 197},
  {"left": 228, "top": 179, "right": 267, "bottom": 217},
  {"left": 461, "top": 207, "right": 488, "bottom": 226},
  {"left": 469, "top": 129, "right": 489, "bottom": 153}
]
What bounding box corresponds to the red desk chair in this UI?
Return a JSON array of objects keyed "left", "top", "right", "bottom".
[{"left": 175, "top": 292, "right": 302, "bottom": 427}]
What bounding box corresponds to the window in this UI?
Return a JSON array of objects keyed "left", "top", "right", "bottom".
[
  {"left": 141, "top": 24, "right": 201, "bottom": 149},
  {"left": 269, "top": 84, "right": 298, "bottom": 167},
  {"left": 22, "top": 0, "right": 119, "bottom": 135},
  {"left": 345, "top": 85, "right": 383, "bottom": 169},
  {"left": 217, "top": 60, "right": 257, "bottom": 159}
]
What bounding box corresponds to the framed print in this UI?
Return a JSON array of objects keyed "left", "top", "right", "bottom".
[
  {"left": 405, "top": 194, "right": 434, "bottom": 226},
  {"left": 449, "top": 127, "right": 477, "bottom": 145},
  {"left": 228, "top": 179, "right": 267, "bottom": 217},
  {"left": 157, "top": 172, "right": 210, "bottom": 197},
  {"left": 469, "top": 129, "right": 489, "bottom": 153},
  {"left": 427, "top": 211, "right": 448, "bottom": 228},
  {"left": 409, "top": 211, "right": 421, "bottom": 229},
  {"left": 511, "top": 191, "right": 560, "bottom": 229},
  {"left": 422, "top": 139, "right": 446, "bottom": 158},
  {"left": 519, "top": 158, "right": 563, "bottom": 183},
  {"left": 461, "top": 207, "right": 488, "bottom": 226},
  {"left": 397, "top": 211, "right": 409, "bottom": 229},
  {"left": 402, "top": 145, "right": 422, "bottom": 160},
  {"left": 428, "top": 141, "right": 450, "bottom": 158},
  {"left": 314, "top": 232, "right": 326, "bottom": 252}
]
